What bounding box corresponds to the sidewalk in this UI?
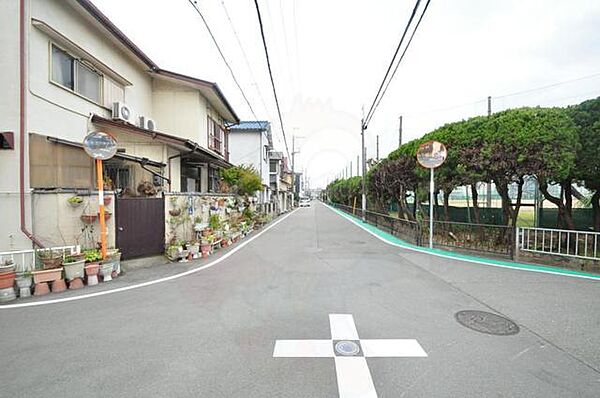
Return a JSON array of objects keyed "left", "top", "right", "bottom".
[{"left": 0, "top": 227, "right": 261, "bottom": 307}]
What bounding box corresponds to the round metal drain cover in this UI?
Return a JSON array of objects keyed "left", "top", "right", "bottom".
[
  {"left": 455, "top": 310, "right": 519, "bottom": 336},
  {"left": 335, "top": 340, "right": 360, "bottom": 356}
]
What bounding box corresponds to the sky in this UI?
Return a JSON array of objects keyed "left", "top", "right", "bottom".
[{"left": 93, "top": 0, "right": 600, "bottom": 189}]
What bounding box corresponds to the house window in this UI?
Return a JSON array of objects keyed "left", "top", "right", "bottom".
[
  {"left": 270, "top": 161, "right": 277, "bottom": 173},
  {"left": 51, "top": 44, "right": 102, "bottom": 104},
  {"left": 208, "top": 117, "right": 224, "bottom": 154},
  {"left": 208, "top": 167, "right": 220, "bottom": 193}
]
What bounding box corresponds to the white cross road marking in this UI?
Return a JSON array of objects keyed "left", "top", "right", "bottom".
[{"left": 273, "top": 314, "right": 428, "bottom": 398}]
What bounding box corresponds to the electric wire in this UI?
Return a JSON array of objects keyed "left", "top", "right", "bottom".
[
  {"left": 370, "top": 0, "right": 432, "bottom": 120},
  {"left": 220, "top": 0, "right": 271, "bottom": 119},
  {"left": 188, "top": 0, "right": 258, "bottom": 120},
  {"left": 363, "top": 0, "right": 423, "bottom": 129},
  {"left": 253, "top": 0, "right": 291, "bottom": 160}
]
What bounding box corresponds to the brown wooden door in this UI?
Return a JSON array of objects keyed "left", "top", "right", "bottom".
[{"left": 116, "top": 197, "right": 165, "bottom": 259}]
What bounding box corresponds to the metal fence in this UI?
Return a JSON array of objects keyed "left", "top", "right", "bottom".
[
  {"left": 331, "top": 203, "right": 514, "bottom": 258},
  {"left": 518, "top": 227, "right": 600, "bottom": 261},
  {"left": 331, "top": 202, "right": 600, "bottom": 267},
  {"left": 0, "top": 245, "right": 77, "bottom": 272}
]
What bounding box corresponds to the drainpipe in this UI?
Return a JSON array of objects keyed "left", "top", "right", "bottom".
[{"left": 19, "top": 0, "right": 43, "bottom": 247}]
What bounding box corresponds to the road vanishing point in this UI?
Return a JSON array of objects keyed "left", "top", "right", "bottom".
[{"left": 1, "top": 202, "right": 600, "bottom": 397}]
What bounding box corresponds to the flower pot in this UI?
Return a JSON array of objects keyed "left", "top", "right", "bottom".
[
  {"left": 63, "top": 259, "right": 85, "bottom": 281},
  {"left": 169, "top": 209, "right": 181, "bottom": 217},
  {"left": 187, "top": 243, "right": 200, "bottom": 257},
  {"left": 100, "top": 262, "right": 113, "bottom": 282},
  {"left": 16, "top": 276, "right": 32, "bottom": 298},
  {"left": 40, "top": 255, "right": 63, "bottom": 270},
  {"left": 32, "top": 268, "right": 63, "bottom": 284},
  {"left": 68, "top": 278, "right": 84, "bottom": 290},
  {"left": 0, "top": 271, "right": 16, "bottom": 289},
  {"left": 103, "top": 196, "right": 112, "bottom": 206},
  {"left": 68, "top": 200, "right": 83, "bottom": 208},
  {"left": 51, "top": 279, "right": 67, "bottom": 293},
  {"left": 85, "top": 262, "right": 100, "bottom": 286},
  {"left": 0, "top": 287, "right": 16, "bottom": 303},
  {"left": 98, "top": 212, "right": 112, "bottom": 221},
  {"left": 80, "top": 214, "right": 98, "bottom": 224},
  {"left": 34, "top": 282, "right": 50, "bottom": 296}
]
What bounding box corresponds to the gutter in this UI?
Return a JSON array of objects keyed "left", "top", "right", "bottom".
[{"left": 19, "top": 0, "right": 43, "bottom": 247}]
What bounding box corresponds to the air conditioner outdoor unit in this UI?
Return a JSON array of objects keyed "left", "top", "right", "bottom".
[
  {"left": 139, "top": 116, "right": 157, "bottom": 131},
  {"left": 112, "top": 102, "right": 134, "bottom": 123}
]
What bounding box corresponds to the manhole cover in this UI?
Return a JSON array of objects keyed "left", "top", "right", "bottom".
[
  {"left": 334, "top": 340, "right": 361, "bottom": 356},
  {"left": 455, "top": 310, "right": 519, "bottom": 336}
]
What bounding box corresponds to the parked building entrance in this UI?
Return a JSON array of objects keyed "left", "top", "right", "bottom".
[{"left": 115, "top": 197, "right": 165, "bottom": 259}]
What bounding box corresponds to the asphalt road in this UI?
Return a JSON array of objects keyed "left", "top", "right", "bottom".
[{"left": 2, "top": 201, "right": 600, "bottom": 397}]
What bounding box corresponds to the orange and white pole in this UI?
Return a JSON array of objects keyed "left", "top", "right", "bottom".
[{"left": 96, "top": 158, "right": 107, "bottom": 259}]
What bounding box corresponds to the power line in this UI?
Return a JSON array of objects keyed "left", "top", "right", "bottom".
[
  {"left": 188, "top": 0, "right": 258, "bottom": 120},
  {"left": 220, "top": 0, "right": 271, "bottom": 118},
  {"left": 494, "top": 72, "right": 600, "bottom": 99},
  {"left": 253, "top": 0, "right": 291, "bottom": 160},
  {"left": 370, "top": 0, "right": 432, "bottom": 120},
  {"left": 363, "top": 0, "right": 423, "bottom": 129}
]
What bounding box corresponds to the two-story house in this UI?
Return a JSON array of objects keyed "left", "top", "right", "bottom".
[
  {"left": 269, "top": 151, "right": 293, "bottom": 213},
  {"left": 228, "top": 121, "right": 272, "bottom": 204},
  {"left": 0, "top": 0, "right": 239, "bottom": 252}
]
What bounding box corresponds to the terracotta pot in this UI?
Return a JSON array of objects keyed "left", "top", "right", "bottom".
[
  {"left": 32, "top": 268, "right": 63, "bottom": 284},
  {"left": 0, "top": 272, "right": 16, "bottom": 289},
  {"left": 169, "top": 209, "right": 181, "bottom": 217},
  {"left": 68, "top": 278, "right": 84, "bottom": 290},
  {"left": 218, "top": 198, "right": 225, "bottom": 206},
  {"left": 34, "top": 282, "right": 50, "bottom": 296},
  {"left": 200, "top": 244, "right": 211, "bottom": 253},
  {"left": 85, "top": 262, "right": 100, "bottom": 276},
  {"left": 63, "top": 259, "right": 85, "bottom": 281},
  {"left": 51, "top": 279, "right": 67, "bottom": 293}
]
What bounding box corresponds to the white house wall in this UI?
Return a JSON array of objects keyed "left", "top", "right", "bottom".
[{"left": 152, "top": 79, "right": 208, "bottom": 148}]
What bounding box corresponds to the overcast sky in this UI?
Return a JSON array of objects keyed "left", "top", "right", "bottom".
[{"left": 94, "top": 0, "right": 600, "bottom": 188}]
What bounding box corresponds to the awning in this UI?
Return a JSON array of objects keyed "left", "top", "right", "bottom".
[
  {"left": 91, "top": 115, "right": 233, "bottom": 169},
  {"left": 46, "top": 136, "right": 165, "bottom": 168}
]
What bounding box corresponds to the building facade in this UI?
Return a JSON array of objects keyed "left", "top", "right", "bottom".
[
  {"left": 0, "top": 0, "right": 239, "bottom": 251},
  {"left": 228, "top": 121, "right": 272, "bottom": 204}
]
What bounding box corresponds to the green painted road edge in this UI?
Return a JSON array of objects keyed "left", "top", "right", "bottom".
[{"left": 325, "top": 203, "right": 600, "bottom": 281}]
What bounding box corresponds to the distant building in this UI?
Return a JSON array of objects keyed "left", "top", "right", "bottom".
[{"left": 228, "top": 121, "right": 272, "bottom": 204}]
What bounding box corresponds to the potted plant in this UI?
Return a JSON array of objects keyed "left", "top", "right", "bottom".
[
  {"left": 98, "top": 210, "right": 112, "bottom": 221},
  {"left": 0, "top": 257, "right": 15, "bottom": 273},
  {"left": 105, "top": 249, "right": 122, "bottom": 277},
  {"left": 80, "top": 214, "right": 98, "bottom": 224},
  {"left": 67, "top": 196, "right": 84, "bottom": 208},
  {"left": 32, "top": 266, "right": 64, "bottom": 295},
  {"left": 99, "top": 261, "right": 113, "bottom": 282},
  {"left": 83, "top": 249, "right": 102, "bottom": 286},
  {"left": 200, "top": 238, "right": 212, "bottom": 258},
  {"left": 166, "top": 245, "right": 180, "bottom": 262},
  {"left": 37, "top": 249, "right": 63, "bottom": 270},
  {"left": 187, "top": 241, "right": 200, "bottom": 259},
  {"left": 103, "top": 196, "right": 112, "bottom": 206},
  {"left": 63, "top": 255, "right": 85, "bottom": 281}
]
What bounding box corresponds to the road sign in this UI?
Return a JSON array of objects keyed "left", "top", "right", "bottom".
[
  {"left": 416, "top": 140, "right": 447, "bottom": 169},
  {"left": 273, "top": 314, "right": 427, "bottom": 397},
  {"left": 83, "top": 131, "right": 117, "bottom": 160},
  {"left": 416, "top": 140, "right": 446, "bottom": 249}
]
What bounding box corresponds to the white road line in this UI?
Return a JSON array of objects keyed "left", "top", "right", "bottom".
[
  {"left": 323, "top": 203, "right": 600, "bottom": 282},
  {"left": 361, "top": 339, "right": 428, "bottom": 358},
  {"left": 330, "top": 313, "right": 360, "bottom": 340},
  {"left": 334, "top": 357, "right": 378, "bottom": 398},
  {"left": 0, "top": 209, "right": 298, "bottom": 310},
  {"left": 273, "top": 340, "right": 334, "bottom": 357}
]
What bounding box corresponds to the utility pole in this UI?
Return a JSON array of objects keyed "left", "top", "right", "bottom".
[
  {"left": 350, "top": 161, "right": 353, "bottom": 177},
  {"left": 361, "top": 119, "right": 366, "bottom": 221},
  {"left": 398, "top": 115, "right": 403, "bottom": 147},
  {"left": 486, "top": 96, "right": 492, "bottom": 208},
  {"left": 291, "top": 135, "right": 295, "bottom": 206},
  {"left": 356, "top": 155, "right": 359, "bottom": 176},
  {"left": 376, "top": 135, "right": 379, "bottom": 161}
]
